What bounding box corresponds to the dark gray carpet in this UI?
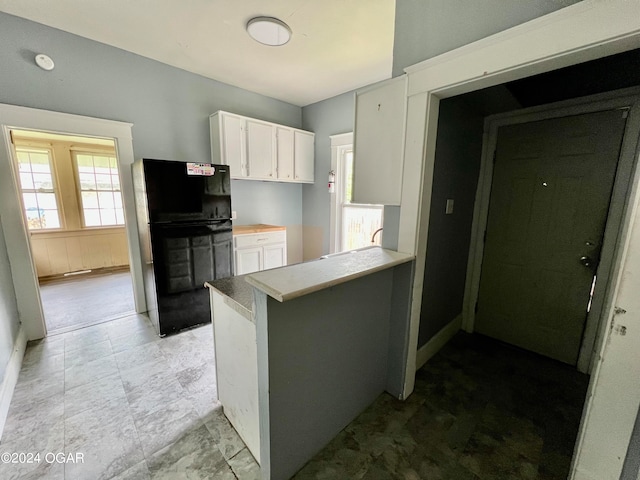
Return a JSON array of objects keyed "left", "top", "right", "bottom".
[{"left": 39, "top": 270, "right": 135, "bottom": 334}]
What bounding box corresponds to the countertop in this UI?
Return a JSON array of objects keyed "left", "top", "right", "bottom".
[
  {"left": 245, "top": 246, "right": 414, "bottom": 302},
  {"left": 206, "top": 246, "right": 414, "bottom": 319},
  {"left": 232, "top": 224, "right": 286, "bottom": 235},
  {"left": 205, "top": 275, "right": 253, "bottom": 320}
]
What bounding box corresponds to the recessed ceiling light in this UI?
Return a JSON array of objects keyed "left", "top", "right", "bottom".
[{"left": 246, "top": 17, "right": 291, "bottom": 46}]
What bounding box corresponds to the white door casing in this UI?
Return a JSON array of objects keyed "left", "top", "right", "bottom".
[
  {"left": 398, "top": 2, "right": 640, "bottom": 479},
  {"left": 0, "top": 103, "right": 146, "bottom": 340}
]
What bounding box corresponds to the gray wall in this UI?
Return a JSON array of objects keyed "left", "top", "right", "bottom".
[
  {"left": 231, "top": 181, "right": 301, "bottom": 226},
  {"left": 297, "top": 0, "right": 581, "bottom": 259},
  {"left": 392, "top": 0, "right": 581, "bottom": 76},
  {"left": 0, "top": 12, "right": 303, "bottom": 229},
  {"left": 418, "top": 97, "right": 484, "bottom": 346},
  {"left": 0, "top": 218, "right": 21, "bottom": 386},
  {"left": 299, "top": 88, "right": 487, "bottom": 351},
  {"left": 391, "top": 0, "right": 581, "bottom": 347},
  {"left": 301, "top": 91, "right": 355, "bottom": 257}
]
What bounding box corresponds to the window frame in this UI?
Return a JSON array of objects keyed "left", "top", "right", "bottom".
[
  {"left": 14, "top": 145, "right": 64, "bottom": 231},
  {"left": 72, "top": 149, "right": 125, "bottom": 229},
  {"left": 338, "top": 146, "right": 384, "bottom": 252}
]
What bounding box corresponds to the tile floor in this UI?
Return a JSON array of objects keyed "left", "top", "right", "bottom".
[
  {"left": 0, "top": 314, "right": 260, "bottom": 480},
  {"left": 1, "top": 317, "right": 588, "bottom": 480},
  {"left": 294, "top": 332, "right": 589, "bottom": 480}
]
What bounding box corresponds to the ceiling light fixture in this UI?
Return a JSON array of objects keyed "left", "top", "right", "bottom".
[{"left": 246, "top": 17, "right": 291, "bottom": 46}]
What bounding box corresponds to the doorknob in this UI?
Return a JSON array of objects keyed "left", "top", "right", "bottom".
[{"left": 580, "top": 256, "right": 593, "bottom": 268}]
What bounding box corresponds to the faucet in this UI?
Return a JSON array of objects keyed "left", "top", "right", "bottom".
[{"left": 371, "top": 228, "right": 383, "bottom": 244}]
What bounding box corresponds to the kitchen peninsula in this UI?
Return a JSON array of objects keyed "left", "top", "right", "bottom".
[{"left": 205, "top": 246, "right": 414, "bottom": 480}]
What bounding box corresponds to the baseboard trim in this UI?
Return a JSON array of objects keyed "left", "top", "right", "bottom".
[
  {"left": 0, "top": 326, "right": 27, "bottom": 441},
  {"left": 415, "top": 314, "right": 462, "bottom": 371}
]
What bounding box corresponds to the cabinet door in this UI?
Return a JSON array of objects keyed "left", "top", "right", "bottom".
[
  {"left": 235, "top": 246, "right": 263, "bottom": 275},
  {"left": 353, "top": 76, "right": 406, "bottom": 205},
  {"left": 221, "top": 113, "right": 247, "bottom": 178},
  {"left": 246, "top": 119, "right": 275, "bottom": 180},
  {"left": 276, "top": 127, "right": 294, "bottom": 181},
  {"left": 294, "top": 130, "right": 315, "bottom": 183},
  {"left": 263, "top": 243, "right": 287, "bottom": 271}
]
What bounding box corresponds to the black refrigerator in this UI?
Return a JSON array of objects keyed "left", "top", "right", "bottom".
[{"left": 133, "top": 159, "right": 233, "bottom": 336}]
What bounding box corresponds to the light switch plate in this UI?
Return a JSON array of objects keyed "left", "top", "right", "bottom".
[
  {"left": 446, "top": 199, "right": 454, "bottom": 215},
  {"left": 231, "top": 211, "right": 237, "bottom": 220}
]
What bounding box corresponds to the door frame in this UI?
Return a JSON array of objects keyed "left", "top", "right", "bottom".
[
  {"left": 0, "top": 103, "right": 146, "bottom": 340},
  {"left": 462, "top": 88, "right": 640, "bottom": 374},
  {"left": 397, "top": 2, "right": 640, "bottom": 478}
]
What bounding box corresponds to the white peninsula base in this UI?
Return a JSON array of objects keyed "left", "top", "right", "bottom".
[{"left": 206, "top": 247, "right": 414, "bottom": 480}]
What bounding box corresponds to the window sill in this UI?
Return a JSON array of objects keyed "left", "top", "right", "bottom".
[{"left": 29, "top": 226, "right": 126, "bottom": 237}]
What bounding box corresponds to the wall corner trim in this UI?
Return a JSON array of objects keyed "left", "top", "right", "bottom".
[
  {"left": 0, "top": 325, "right": 27, "bottom": 441},
  {"left": 415, "top": 314, "right": 462, "bottom": 371}
]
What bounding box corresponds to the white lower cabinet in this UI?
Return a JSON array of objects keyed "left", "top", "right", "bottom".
[
  {"left": 263, "top": 243, "right": 287, "bottom": 270},
  {"left": 234, "top": 230, "right": 287, "bottom": 275},
  {"left": 235, "top": 246, "right": 263, "bottom": 276}
]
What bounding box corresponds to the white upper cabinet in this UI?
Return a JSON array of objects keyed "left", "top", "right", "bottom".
[
  {"left": 353, "top": 75, "right": 407, "bottom": 205},
  {"left": 246, "top": 119, "right": 275, "bottom": 180},
  {"left": 210, "top": 111, "right": 315, "bottom": 184},
  {"left": 294, "top": 130, "right": 314, "bottom": 183},
  {"left": 211, "top": 112, "right": 247, "bottom": 178},
  {"left": 275, "top": 126, "right": 294, "bottom": 181}
]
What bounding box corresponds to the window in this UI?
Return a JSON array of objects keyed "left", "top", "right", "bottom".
[
  {"left": 15, "top": 148, "right": 61, "bottom": 230},
  {"left": 75, "top": 153, "right": 124, "bottom": 227},
  {"left": 339, "top": 146, "right": 383, "bottom": 251}
]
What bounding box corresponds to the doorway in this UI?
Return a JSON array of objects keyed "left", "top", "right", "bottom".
[
  {"left": 459, "top": 86, "right": 640, "bottom": 377},
  {"left": 0, "top": 104, "right": 146, "bottom": 342},
  {"left": 388, "top": 3, "right": 640, "bottom": 478},
  {"left": 474, "top": 109, "right": 627, "bottom": 365},
  {"left": 9, "top": 129, "right": 136, "bottom": 334}
]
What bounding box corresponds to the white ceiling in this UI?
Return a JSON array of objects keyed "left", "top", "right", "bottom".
[{"left": 0, "top": 0, "right": 396, "bottom": 107}]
